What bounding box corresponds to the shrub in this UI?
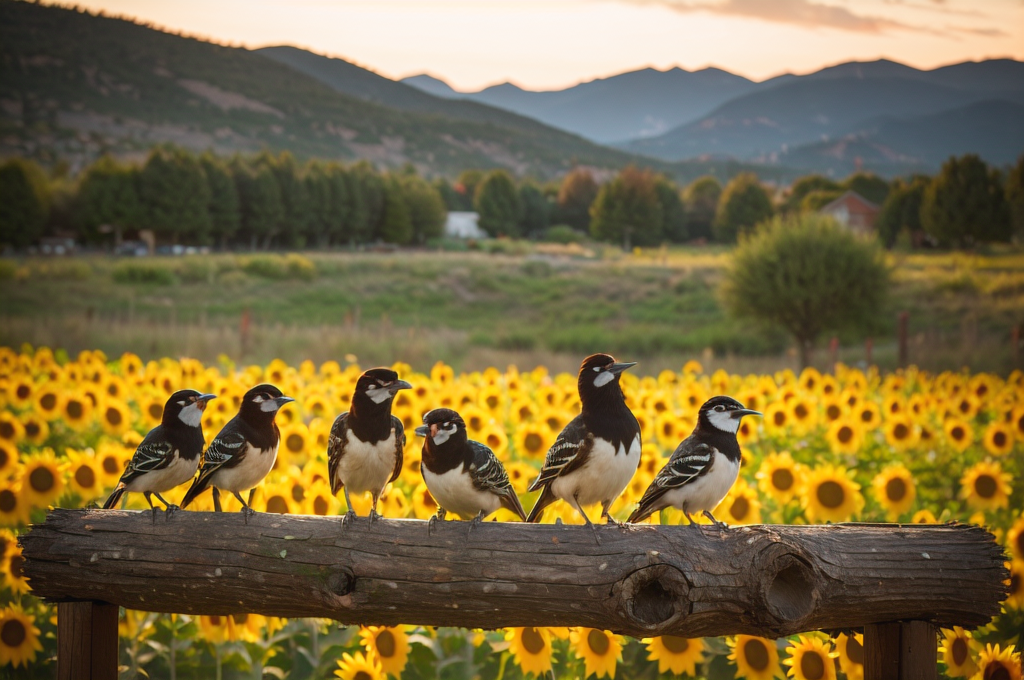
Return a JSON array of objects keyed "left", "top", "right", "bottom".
[
  {"left": 0, "top": 260, "right": 15, "bottom": 280},
  {"left": 715, "top": 173, "right": 773, "bottom": 242},
  {"left": 284, "top": 253, "right": 317, "bottom": 280},
  {"left": 721, "top": 214, "right": 889, "bottom": 368},
  {"left": 240, "top": 254, "right": 317, "bottom": 280},
  {"left": 111, "top": 261, "right": 177, "bottom": 285},
  {"left": 178, "top": 256, "right": 217, "bottom": 283},
  {"left": 543, "top": 225, "right": 585, "bottom": 244}
]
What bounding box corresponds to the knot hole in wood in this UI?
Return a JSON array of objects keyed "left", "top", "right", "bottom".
[
  {"left": 614, "top": 564, "right": 691, "bottom": 633},
  {"left": 759, "top": 550, "right": 819, "bottom": 630}
]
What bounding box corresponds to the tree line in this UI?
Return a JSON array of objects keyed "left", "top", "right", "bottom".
[{"left": 1, "top": 147, "right": 1022, "bottom": 250}]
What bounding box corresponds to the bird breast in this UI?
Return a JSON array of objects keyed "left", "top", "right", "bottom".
[
  {"left": 422, "top": 465, "right": 502, "bottom": 519},
  {"left": 551, "top": 435, "right": 640, "bottom": 507},
  {"left": 210, "top": 443, "right": 279, "bottom": 492},
  {"left": 124, "top": 452, "right": 198, "bottom": 494},
  {"left": 335, "top": 430, "right": 397, "bottom": 495},
  {"left": 663, "top": 450, "right": 739, "bottom": 514}
]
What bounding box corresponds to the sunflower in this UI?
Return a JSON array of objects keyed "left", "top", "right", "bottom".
[
  {"left": 60, "top": 391, "right": 94, "bottom": 430},
  {"left": 478, "top": 385, "right": 504, "bottom": 414},
  {"left": 854, "top": 402, "right": 881, "bottom": 430},
  {"left": 20, "top": 450, "right": 65, "bottom": 509},
  {"left": 514, "top": 424, "right": 551, "bottom": 460},
  {"left": 335, "top": 650, "right": 384, "bottom": 680},
  {"left": 6, "top": 377, "right": 34, "bottom": 408},
  {"left": 728, "top": 635, "right": 782, "bottom": 680},
  {"left": 358, "top": 626, "right": 410, "bottom": 677},
  {"left": 972, "top": 644, "right": 1021, "bottom": 680},
  {"left": 0, "top": 414, "right": 23, "bottom": 447},
  {"left": 982, "top": 422, "right": 1014, "bottom": 457},
  {"left": 0, "top": 606, "right": 43, "bottom": 668},
  {"left": 570, "top": 628, "right": 622, "bottom": 680},
  {"left": 32, "top": 385, "right": 63, "bottom": 420},
  {"left": 1006, "top": 560, "right": 1024, "bottom": 610},
  {"left": 2, "top": 543, "right": 30, "bottom": 594},
  {"left": 737, "top": 416, "right": 760, "bottom": 446},
  {"left": 119, "top": 352, "right": 144, "bottom": 383},
  {"left": 757, "top": 452, "right": 802, "bottom": 503},
  {"left": 644, "top": 635, "right": 704, "bottom": 676},
  {"left": 1009, "top": 516, "right": 1024, "bottom": 561},
  {"left": 261, "top": 486, "right": 296, "bottom": 515},
  {"left": 825, "top": 418, "right": 862, "bottom": 455},
  {"left": 18, "top": 413, "right": 47, "bottom": 447},
  {"left": 0, "top": 442, "right": 16, "bottom": 479},
  {"left": 763, "top": 402, "right": 791, "bottom": 435},
  {"left": 789, "top": 398, "right": 817, "bottom": 434},
  {"left": 783, "top": 635, "right": 837, "bottom": 680},
  {"left": 66, "top": 449, "right": 105, "bottom": 502},
  {"left": 883, "top": 416, "right": 919, "bottom": 451},
  {"left": 912, "top": 509, "right": 939, "bottom": 524},
  {"left": 137, "top": 394, "right": 164, "bottom": 427},
  {"left": 98, "top": 399, "right": 132, "bottom": 436},
  {"left": 411, "top": 483, "right": 438, "bottom": 519},
  {"left": 0, "top": 482, "right": 27, "bottom": 527},
  {"left": 798, "top": 367, "right": 822, "bottom": 393},
  {"left": 305, "top": 480, "right": 338, "bottom": 516},
  {"left": 96, "top": 443, "right": 130, "bottom": 486},
  {"left": 801, "top": 464, "right": 864, "bottom": 523},
  {"left": 720, "top": 480, "right": 761, "bottom": 525},
  {"left": 945, "top": 419, "right": 975, "bottom": 453},
  {"left": 479, "top": 425, "right": 509, "bottom": 458},
  {"left": 280, "top": 423, "right": 310, "bottom": 465},
  {"left": 959, "top": 461, "right": 1012, "bottom": 512},
  {"left": 834, "top": 633, "right": 863, "bottom": 680},
  {"left": 506, "top": 627, "right": 554, "bottom": 677},
  {"left": 872, "top": 465, "right": 916, "bottom": 521},
  {"left": 938, "top": 627, "right": 977, "bottom": 678},
  {"left": 197, "top": 614, "right": 230, "bottom": 643}
]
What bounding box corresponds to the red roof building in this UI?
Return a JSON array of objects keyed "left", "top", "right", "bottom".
[{"left": 819, "top": 191, "right": 881, "bottom": 235}]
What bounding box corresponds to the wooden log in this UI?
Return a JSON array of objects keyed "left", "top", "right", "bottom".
[
  {"left": 57, "top": 601, "right": 118, "bottom": 680},
  {"left": 864, "top": 621, "right": 937, "bottom": 680},
  {"left": 21, "top": 509, "right": 1007, "bottom": 639}
]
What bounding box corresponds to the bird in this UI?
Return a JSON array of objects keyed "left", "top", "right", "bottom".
[
  {"left": 415, "top": 408, "right": 527, "bottom": 523},
  {"left": 526, "top": 353, "right": 641, "bottom": 529},
  {"left": 181, "top": 384, "right": 294, "bottom": 520},
  {"left": 627, "top": 395, "right": 761, "bottom": 527},
  {"left": 327, "top": 367, "right": 412, "bottom": 522},
  {"left": 103, "top": 389, "right": 216, "bottom": 522}
]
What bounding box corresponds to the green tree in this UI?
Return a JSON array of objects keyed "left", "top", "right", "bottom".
[
  {"left": 843, "top": 172, "right": 890, "bottom": 205},
  {"left": 77, "top": 155, "right": 142, "bottom": 244},
  {"left": 681, "top": 176, "right": 721, "bottom": 241},
  {"left": 402, "top": 174, "right": 447, "bottom": 244},
  {"left": 799, "top": 189, "right": 843, "bottom": 213},
  {"left": 474, "top": 170, "right": 523, "bottom": 237},
  {"left": 715, "top": 173, "right": 773, "bottom": 242},
  {"left": 348, "top": 161, "right": 385, "bottom": 243},
  {"left": 231, "top": 157, "right": 284, "bottom": 250},
  {"left": 1006, "top": 154, "right": 1024, "bottom": 243},
  {"left": 655, "top": 176, "right": 686, "bottom": 242},
  {"left": 722, "top": 214, "right": 889, "bottom": 368},
  {"left": 138, "top": 146, "right": 211, "bottom": 244},
  {"left": 0, "top": 158, "right": 49, "bottom": 248},
  {"left": 455, "top": 169, "right": 484, "bottom": 212},
  {"left": 432, "top": 177, "right": 461, "bottom": 212},
  {"left": 875, "top": 176, "right": 928, "bottom": 247},
  {"left": 783, "top": 175, "right": 841, "bottom": 213},
  {"left": 921, "top": 154, "right": 1011, "bottom": 247},
  {"left": 556, "top": 168, "right": 599, "bottom": 231},
  {"left": 380, "top": 176, "right": 413, "bottom": 244},
  {"left": 589, "top": 165, "right": 663, "bottom": 249},
  {"left": 200, "top": 152, "right": 240, "bottom": 248},
  {"left": 262, "top": 152, "right": 310, "bottom": 247},
  {"left": 518, "top": 181, "right": 550, "bottom": 236}
]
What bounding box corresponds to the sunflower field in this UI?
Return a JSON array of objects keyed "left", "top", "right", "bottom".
[{"left": 0, "top": 345, "right": 1021, "bottom": 680}]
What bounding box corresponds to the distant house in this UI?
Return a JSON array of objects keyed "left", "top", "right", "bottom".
[
  {"left": 444, "top": 211, "right": 488, "bottom": 239},
  {"left": 819, "top": 191, "right": 880, "bottom": 234}
]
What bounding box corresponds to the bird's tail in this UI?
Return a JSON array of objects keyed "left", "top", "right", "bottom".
[
  {"left": 525, "top": 485, "right": 556, "bottom": 523},
  {"left": 180, "top": 474, "right": 209, "bottom": 509},
  {"left": 502, "top": 490, "right": 528, "bottom": 522},
  {"left": 626, "top": 502, "right": 654, "bottom": 524},
  {"left": 102, "top": 483, "right": 126, "bottom": 510}
]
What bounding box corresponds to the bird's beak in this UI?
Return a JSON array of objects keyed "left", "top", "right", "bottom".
[
  {"left": 608, "top": 361, "right": 637, "bottom": 375},
  {"left": 388, "top": 380, "right": 413, "bottom": 394},
  {"left": 734, "top": 408, "right": 762, "bottom": 418},
  {"left": 196, "top": 394, "right": 217, "bottom": 411},
  {"left": 275, "top": 396, "right": 296, "bottom": 407},
  {"left": 414, "top": 425, "right": 430, "bottom": 438}
]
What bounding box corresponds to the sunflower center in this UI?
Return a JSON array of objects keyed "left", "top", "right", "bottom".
[
  {"left": 521, "top": 627, "right": 546, "bottom": 654},
  {"left": 354, "top": 673, "right": 372, "bottom": 680},
  {"left": 661, "top": 635, "right": 689, "bottom": 654},
  {"left": 993, "top": 431, "right": 1007, "bottom": 448},
  {"left": 847, "top": 636, "right": 864, "bottom": 664},
  {"left": 486, "top": 433, "right": 501, "bottom": 448},
  {"left": 284, "top": 433, "right": 304, "bottom": 453},
  {"left": 10, "top": 555, "right": 23, "bottom": 579},
  {"left": 1, "top": 619, "right": 26, "bottom": 648},
  {"left": 885, "top": 477, "right": 907, "bottom": 502},
  {"left": 985, "top": 663, "right": 1011, "bottom": 680},
  {"left": 772, "top": 468, "right": 794, "bottom": 491},
  {"left": 313, "top": 497, "right": 329, "bottom": 515},
  {"left": 375, "top": 629, "right": 396, "bottom": 657},
  {"left": 232, "top": 614, "right": 247, "bottom": 625},
  {"left": 800, "top": 651, "right": 826, "bottom": 680},
  {"left": 817, "top": 480, "right": 846, "bottom": 509},
  {"left": 149, "top": 403, "right": 163, "bottom": 420},
  {"left": 836, "top": 425, "right": 854, "bottom": 444},
  {"left": 209, "top": 615, "right": 222, "bottom": 626},
  {"left": 826, "top": 404, "right": 841, "bottom": 420},
  {"left": 291, "top": 485, "right": 304, "bottom": 503},
  {"left": 41, "top": 393, "right": 57, "bottom": 410},
  {"left": 16, "top": 385, "right": 30, "bottom": 400},
  {"left": 103, "top": 457, "right": 119, "bottom": 474},
  {"left": 29, "top": 466, "right": 55, "bottom": 493},
  {"left": 951, "top": 426, "right": 965, "bottom": 441},
  {"left": 743, "top": 639, "right": 770, "bottom": 671},
  {"left": 0, "top": 490, "right": 16, "bottom": 513},
  {"left": 1010, "top": 573, "right": 1020, "bottom": 596},
  {"left": 0, "top": 422, "right": 13, "bottom": 439},
  {"left": 105, "top": 407, "right": 122, "bottom": 426},
  {"left": 0, "top": 448, "right": 8, "bottom": 469},
  {"left": 587, "top": 630, "right": 610, "bottom": 655},
  {"left": 75, "top": 465, "right": 97, "bottom": 489},
  {"left": 25, "top": 422, "right": 40, "bottom": 438},
  {"left": 1016, "top": 532, "right": 1024, "bottom": 560},
  {"left": 731, "top": 496, "right": 750, "bottom": 521},
  {"left": 266, "top": 496, "right": 289, "bottom": 514},
  {"left": 893, "top": 423, "right": 909, "bottom": 440},
  {"left": 485, "top": 395, "right": 499, "bottom": 409},
  {"left": 949, "top": 637, "right": 968, "bottom": 666},
  {"left": 974, "top": 474, "right": 997, "bottom": 499},
  {"left": 773, "top": 411, "right": 786, "bottom": 426},
  {"left": 794, "top": 403, "right": 808, "bottom": 419}
]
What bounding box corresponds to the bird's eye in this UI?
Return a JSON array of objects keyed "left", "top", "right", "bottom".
[{"left": 714, "top": 405, "right": 725, "bottom": 412}]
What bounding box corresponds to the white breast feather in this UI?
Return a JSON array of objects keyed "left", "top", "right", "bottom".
[
  {"left": 210, "top": 442, "right": 279, "bottom": 492},
  {"left": 423, "top": 465, "right": 501, "bottom": 519},
  {"left": 125, "top": 452, "right": 198, "bottom": 493},
  {"left": 551, "top": 435, "right": 640, "bottom": 508},
  {"left": 335, "top": 430, "right": 396, "bottom": 495},
  {"left": 660, "top": 450, "right": 739, "bottom": 514}
]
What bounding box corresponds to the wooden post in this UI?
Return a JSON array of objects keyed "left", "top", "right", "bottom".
[
  {"left": 57, "top": 601, "right": 118, "bottom": 680},
  {"left": 865, "top": 337, "right": 873, "bottom": 367},
  {"left": 897, "top": 311, "right": 909, "bottom": 368},
  {"left": 864, "top": 621, "right": 937, "bottom": 680}
]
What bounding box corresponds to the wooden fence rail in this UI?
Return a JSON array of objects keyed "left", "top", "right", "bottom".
[{"left": 21, "top": 509, "right": 1009, "bottom": 680}]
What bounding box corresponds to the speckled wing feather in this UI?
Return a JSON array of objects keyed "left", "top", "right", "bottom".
[
  {"left": 194, "top": 429, "right": 247, "bottom": 486},
  {"left": 634, "top": 437, "right": 714, "bottom": 512},
  {"left": 468, "top": 440, "right": 526, "bottom": 520},
  {"left": 388, "top": 415, "right": 405, "bottom": 484},
  {"left": 327, "top": 412, "right": 350, "bottom": 494},
  {"left": 527, "top": 416, "right": 593, "bottom": 492},
  {"left": 119, "top": 430, "right": 176, "bottom": 486}
]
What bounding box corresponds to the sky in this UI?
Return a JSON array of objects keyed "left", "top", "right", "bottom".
[{"left": 70, "top": 0, "right": 1024, "bottom": 91}]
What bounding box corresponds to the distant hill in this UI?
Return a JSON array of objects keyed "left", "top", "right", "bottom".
[
  {"left": 402, "top": 67, "right": 758, "bottom": 144},
  {"left": 0, "top": 2, "right": 661, "bottom": 178}
]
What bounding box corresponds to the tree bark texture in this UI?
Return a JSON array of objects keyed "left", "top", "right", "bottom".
[{"left": 21, "top": 509, "right": 1008, "bottom": 639}]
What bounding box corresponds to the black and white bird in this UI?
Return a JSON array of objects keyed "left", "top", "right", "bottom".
[
  {"left": 627, "top": 396, "right": 760, "bottom": 526},
  {"left": 327, "top": 368, "right": 411, "bottom": 522},
  {"left": 415, "top": 408, "right": 527, "bottom": 523},
  {"left": 181, "top": 384, "right": 293, "bottom": 519},
  {"left": 526, "top": 353, "right": 641, "bottom": 527},
  {"left": 103, "top": 389, "right": 216, "bottom": 521}
]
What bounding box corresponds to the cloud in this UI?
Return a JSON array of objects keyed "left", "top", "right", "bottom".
[
  {"left": 621, "top": 0, "right": 940, "bottom": 34},
  {"left": 949, "top": 25, "right": 1008, "bottom": 36}
]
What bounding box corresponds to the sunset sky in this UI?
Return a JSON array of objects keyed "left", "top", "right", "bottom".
[{"left": 71, "top": 0, "right": 1024, "bottom": 91}]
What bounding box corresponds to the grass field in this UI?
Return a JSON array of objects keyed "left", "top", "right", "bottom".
[{"left": 1, "top": 245, "right": 1022, "bottom": 375}]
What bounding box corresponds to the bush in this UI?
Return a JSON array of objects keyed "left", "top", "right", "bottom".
[
  {"left": 543, "top": 225, "right": 585, "bottom": 244},
  {"left": 0, "top": 260, "right": 15, "bottom": 280},
  {"left": 34, "top": 260, "right": 93, "bottom": 281},
  {"left": 178, "top": 256, "right": 217, "bottom": 283},
  {"left": 284, "top": 253, "right": 317, "bottom": 280},
  {"left": 715, "top": 173, "right": 773, "bottom": 242},
  {"left": 721, "top": 214, "right": 889, "bottom": 367},
  {"left": 239, "top": 254, "right": 316, "bottom": 280},
  {"left": 111, "top": 261, "right": 177, "bottom": 285}
]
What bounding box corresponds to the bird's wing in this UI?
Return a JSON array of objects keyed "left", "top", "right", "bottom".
[
  {"left": 634, "top": 439, "right": 716, "bottom": 511},
  {"left": 193, "top": 429, "right": 248, "bottom": 487},
  {"left": 119, "top": 432, "right": 176, "bottom": 484},
  {"left": 388, "top": 415, "right": 405, "bottom": 485},
  {"left": 327, "top": 412, "right": 350, "bottom": 494},
  {"left": 467, "top": 440, "right": 515, "bottom": 496},
  {"left": 528, "top": 416, "right": 593, "bottom": 491}
]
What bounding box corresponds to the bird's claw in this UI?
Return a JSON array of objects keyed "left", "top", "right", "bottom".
[
  {"left": 342, "top": 509, "right": 357, "bottom": 528},
  {"left": 164, "top": 504, "right": 180, "bottom": 521},
  {"left": 241, "top": 506, "right": 255, "bottom": 524}
]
